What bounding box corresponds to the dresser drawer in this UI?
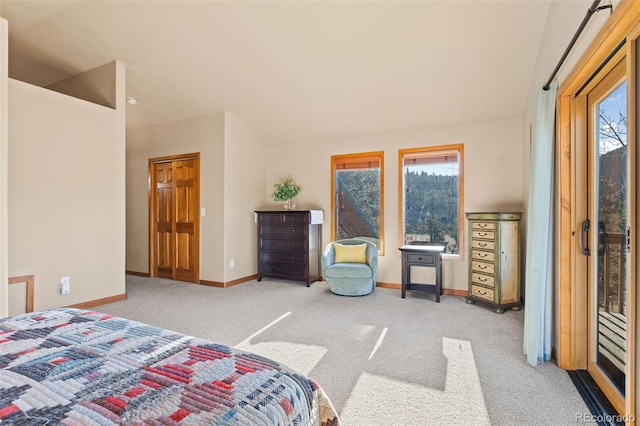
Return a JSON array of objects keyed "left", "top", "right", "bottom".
[
  {"left": 472, "top": 272, "right": 495, "bottom": 287},
  {"left": 261, "top": 262, "right": 306, "bottom": 278},
  {"left": 471, "top": 285, "right": 495, "bottom": 301},
  {"left": 260, "top": 251, "right": 306, "bottom": 264},
  {"left": 260, "top": 238, "right": 306, "bottom": 251},
  {"left": 472, "top": 250, "right": 495, "bottom": 262},
  {"left": 472, "top": 230, "right": 495, "bottom": 240},
  {"left": 471, "top": 222, "right": 496, "bottom": 231},
  {"left": 259, "top": 212, "right": 308, "bottom": 224},
  {"left": 260, "top": 225, "right": 306, "bottom": 237},
  {"left": 471, "top": 260, "right": 495, "bottom": 274},
  {"left": 471, "top": 240, "right": 495, "bottom": 251}
]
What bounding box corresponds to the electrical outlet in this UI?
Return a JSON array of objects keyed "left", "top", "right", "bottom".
[
  {"left": 229, "top": 259, "right": 235, "bottom": 268},
  {"left": 60, "top": 276, "right": 70, "bottom": 295}
]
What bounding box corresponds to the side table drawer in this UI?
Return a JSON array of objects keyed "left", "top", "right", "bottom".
[
  {"left": 471, "top": 260, "right": 495, "bottom": 274},
  {"left": 471, "top": 285, "right": 495, "bottom": 301},
  {"left": 406, "top": 252, "right": 437, "bottom": 266}
]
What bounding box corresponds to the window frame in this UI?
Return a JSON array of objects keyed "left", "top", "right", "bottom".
[
  {"left": 331, "top": 151, "right": 385, "bottom": 255},
  {"left": 398, "top": 144, "right": 464, "bottom": 258}
]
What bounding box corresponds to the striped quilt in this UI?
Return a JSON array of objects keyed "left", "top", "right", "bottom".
[{"left": 0, "top": 308, "right": 340, "bottom": 425}]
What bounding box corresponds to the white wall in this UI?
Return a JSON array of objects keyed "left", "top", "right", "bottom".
[
  {"left": 0, "top": 18, "right": 8, "bottom": 317},
  {"left": 126, "top": 112, "right": 226, "bottom": 282},
  {"left": 224, "top": 112, "right": 266, "bottom": 282},
  {"left": 8, "top": 77, "right": 126, "bottom": 310},
  {"left": 266, "top": 118, "right": 524, "bottom": 290},
  {"left": 521, "top": 0, "right": 616, "bottom": 211}
]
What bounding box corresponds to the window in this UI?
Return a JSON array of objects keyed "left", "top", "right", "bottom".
[
  {"left": 399, "top": 144, "right": 463, "bottom": 255},
  {"left": 331, "top": 152, "right": 384, "bottom": 254}
]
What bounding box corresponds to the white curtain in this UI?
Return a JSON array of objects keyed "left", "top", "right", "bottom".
[{"left": 523, "top": 81, "right": 558, "bottom": 366}]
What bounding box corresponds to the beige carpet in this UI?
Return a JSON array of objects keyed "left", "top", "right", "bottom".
[{"left": 97, "top": 275, "right": 589, "bottom": 425}]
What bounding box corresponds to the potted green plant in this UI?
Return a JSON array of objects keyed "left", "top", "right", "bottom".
[{"left": 271, "top": 178, "right": 301, "bottom": 210}]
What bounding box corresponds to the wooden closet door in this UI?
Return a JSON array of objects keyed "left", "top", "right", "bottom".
[
  {"left": 150, "top": 154, "right": 200, "bottom": 283},
  {"left": 154, "top": 162, "right": 174, "bottom": 279}
]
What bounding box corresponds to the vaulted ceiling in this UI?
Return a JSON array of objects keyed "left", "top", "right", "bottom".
[{"left": 0, "top": 1, "right": 556, "bottom": 145}]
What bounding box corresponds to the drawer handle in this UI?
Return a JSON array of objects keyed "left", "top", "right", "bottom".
[
  {"left": 292, "top": 229, "right": 297, "bottom": 233},
  {"left": 476, "top": 289, "right": 488, "bottom": 295},
  {"left": 479, "top": 242, "right": 487, "bottom": 247},
  {"left": 417, "top": 256, "right": 422, "bottom": 261},
  {"left": 292, "top": 270, "right": 297, "bottom": 274},
  {"left": 478, "top": 265, "right": 488, "bottom": 270},
  {"left": 292, "top": 256, "right": 297, "bottom": 260},
  {"left": 292, "top": 243, "right": 297, "bottom": 247},
  {"left": 479, "top": 276, "right": 488, "bottom": 282},
  {"left": 478, "top": 232, "right": 489, "bottom": 237},
  {"left": 479, "top": 253, "right": 487, "bottom": 258},
  {"left": 478, "top": 224, "right": 488, "bottom": 228}
]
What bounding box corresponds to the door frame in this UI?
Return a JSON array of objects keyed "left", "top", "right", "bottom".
[
  {"left": 557, "top": 2, "right": 640, "bottom": 418},
  {"left": 149, "top": 153, "right": 201, "bottom": 283}
]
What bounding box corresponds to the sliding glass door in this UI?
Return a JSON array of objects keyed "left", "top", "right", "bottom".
[{"left": 585, "top": 56, "right": 630, "bottom": 415}]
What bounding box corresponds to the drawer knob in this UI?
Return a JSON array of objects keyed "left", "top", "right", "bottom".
[
  {"left": 292, "top": 256, "right": 297, "bottom": 260},
  {"left": 292, "top": 229, "right": 297, "bottom": 233},
  {"left": 417, "top": 256, "right": 422, "bottom": 261},
  {"left": 292, "top": 243, "right": 297, "bottom": 247}
]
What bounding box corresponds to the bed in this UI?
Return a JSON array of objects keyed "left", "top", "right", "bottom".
[{"left": 0, "top": 308, "right": 340, "bottom": 425}]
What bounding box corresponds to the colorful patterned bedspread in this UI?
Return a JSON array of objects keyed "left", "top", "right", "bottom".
[{"left": 0, "top": 308, "right": 340, "bottom": 425}]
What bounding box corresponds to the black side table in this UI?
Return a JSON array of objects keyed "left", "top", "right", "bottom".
[{"left": 399, "top": 245, "right": 445, "bottom": 302}]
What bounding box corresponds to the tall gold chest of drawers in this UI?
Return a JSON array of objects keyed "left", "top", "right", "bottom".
[{"left": 465, "top": 212, "right": 522, "bottom": 313}]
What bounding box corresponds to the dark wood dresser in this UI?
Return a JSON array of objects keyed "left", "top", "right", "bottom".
[{"left": 255, "top": 210, "right": 323, "bottom": 286}]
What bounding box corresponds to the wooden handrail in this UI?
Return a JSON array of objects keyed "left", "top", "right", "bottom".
[{"left": 8, "top": 275, "right": 34, "bottom": 313}]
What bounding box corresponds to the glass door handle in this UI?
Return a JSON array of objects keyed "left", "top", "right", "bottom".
[{"left": 581, "top": 219, "right": 590, "bottom": 256}]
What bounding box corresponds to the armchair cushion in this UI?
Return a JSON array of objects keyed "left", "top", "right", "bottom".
[
  {"left": 323, "top": 263, "right": 373, "bottom": 279},
  {"left": 334, "top": 243, "right": 367, "bottom": 263}
]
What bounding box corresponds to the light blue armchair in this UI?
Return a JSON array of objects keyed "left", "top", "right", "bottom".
[{"left": 321, "top": 239, "right": 378, "bottom": 296}]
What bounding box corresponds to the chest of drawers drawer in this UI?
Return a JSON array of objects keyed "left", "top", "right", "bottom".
[
  {"left": 471, "top": 285, "right": 495, "bottom": 301},
  {"left": 260, "top": 262, "right": 306, "bottom": 278},
  {"left": 471, "top": 260, "right": 495, "bottom": 275},
  {"left": 471, "top": 221, "right": 496, "bottom": 231},
  {"left": 471, "top": 250, "right": 495, "bottom": 262},
  {"left": 471, "top": 272, "right": 495, "bottom": 287},
  {"left": 259, "top": 212, "right": 308, "bottom": 224},
  {"left": 472, "top": 230, "right": 495, "bottom": 240},
  {"left": 260, "top": 251, "right": 306, "bottom": 264},
  {"left": 260, "top": 224, "right": 307, "bottom": 238},
  {"left": 471, "top": 240, "right": 495, "bottom": 250}
]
